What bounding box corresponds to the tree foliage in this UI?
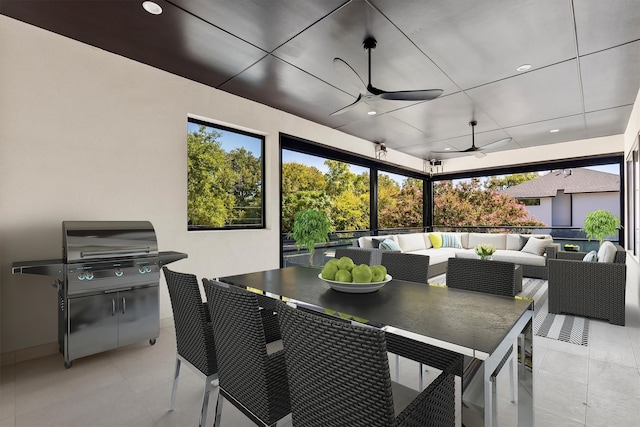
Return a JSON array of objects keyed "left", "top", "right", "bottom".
[
  {"left": 484, "top": 172, "right": 539, "bottom": 191},
  {"left": 433, "top": 179, "right": 544, "bottom": 227}
]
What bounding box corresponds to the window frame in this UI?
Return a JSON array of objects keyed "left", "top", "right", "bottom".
[{"left": 187, "top": 117, "right": 266, "bottom": 231}]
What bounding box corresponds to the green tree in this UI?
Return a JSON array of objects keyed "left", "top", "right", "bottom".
[
  {"left": 187, "top": 125, "right": 236, "bottom": 227},
  {"left": 380, "top": 179, "right": 423, "bottom": 228},
  {"left": 228, "top": 147, "right": 262, "bottom": 224},
  {"left": 282, "top": 191, "right": 332, "bottom": 233},
  {"left": 484, "top": 172, "right": 539, "bottom": 191}
]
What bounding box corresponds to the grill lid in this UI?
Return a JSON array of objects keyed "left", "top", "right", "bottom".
[{"left": 63, "top": 221, "right": 158, "bottom": 263}]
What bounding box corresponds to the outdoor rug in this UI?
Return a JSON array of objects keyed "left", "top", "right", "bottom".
[{"left": 429, "top": 275, "right": 590, "bottom": 346}]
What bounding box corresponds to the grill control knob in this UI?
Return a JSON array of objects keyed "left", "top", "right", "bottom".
[
  {"left": 85, "top": 271, "right": 94, "bottom": 280},
  {"left": 138, "top": 266, "right": 147, "bottom": 274},
  {"left": 78, "top": 272, "right": 85, "bottom": 281},
  {"left": 144, "top": 266, "right": 152, "bottom": 273},
  {"left": 115, "top": 268, "right": 124, "bottom": 277}
]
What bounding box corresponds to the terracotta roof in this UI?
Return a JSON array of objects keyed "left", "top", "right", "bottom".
[{"left": 503, "top": 168, "right": 620, "bottom": 198}]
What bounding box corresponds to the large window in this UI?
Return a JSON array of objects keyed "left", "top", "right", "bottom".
[
  {"left": 281, "top": 150, "right": 370, "bottom": 234},
  {"left": 187, "top": 118, "right": 264, "bottom": 230},
  {"left": 378, "top": 171, "right": 423, "bottom": 229}
]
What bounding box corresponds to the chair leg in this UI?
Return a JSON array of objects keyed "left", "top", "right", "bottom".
[
  {"left": 169, "top": 357, "right": 181, "bottom": 411},
  {"left": 213, "top": 392, "right": 224, "bottom": 427},
  {"left": 199, "top": 377, "right": 213, "bottom": 427},
  {"left": 418, "top": 363, "right": 423, "bottom": 390}
]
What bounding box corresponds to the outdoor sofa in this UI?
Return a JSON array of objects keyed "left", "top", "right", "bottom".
[{"left": 352, "top": 232, "right": 558, "bottom": 279}]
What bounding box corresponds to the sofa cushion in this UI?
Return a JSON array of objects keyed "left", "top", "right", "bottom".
[
  {"left": 441, "top": 233, "right": 462, "bottom": 248},
  {"left": 521, "top": 236, "right": 551, "bottom": 256},
  {"left": 492, "top": 250, "right": 547, "bottom": 266},
  {"left": 468, "top": 233, "right": 506, "bottom": 250},
  {"left": 380, "top": 239, "right": 402, "bottom": 252},
  {"left": 583, "top": 250, "right": 598, "bottom": 262},
  {"left": 422, "top": 234, "right": 433, "bottom": 249},
  {"left": 396, "top": 233, "right": 427, "bottom": 252},
  {"left": 429, "top": 233, "right": 443, "bottom": 249},
  {"left": 597, "top": 241, "right": 617, "bottom": 263},
  {"left": 506, "top": 234, "right": 528, "bottom": 251}
]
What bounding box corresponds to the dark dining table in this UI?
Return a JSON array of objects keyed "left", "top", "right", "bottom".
[{"left": 218, "top": 266, "right": 534, "bottom": 427}]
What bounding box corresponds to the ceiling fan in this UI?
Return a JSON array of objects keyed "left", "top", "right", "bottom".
[
  {"left": 433, "top": 121, "right": 512, "bottom": 158},
  {"left": 330, "top": 37, "right": 443, "bottom": 116}
]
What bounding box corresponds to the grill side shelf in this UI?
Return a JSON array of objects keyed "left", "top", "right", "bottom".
[{"left": 12, "top": 259, "right": 64, "bottom": 282}]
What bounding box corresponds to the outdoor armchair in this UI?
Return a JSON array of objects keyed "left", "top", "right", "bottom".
[{"left": 548, "top": 245, "right": 626, "bottom": 325}]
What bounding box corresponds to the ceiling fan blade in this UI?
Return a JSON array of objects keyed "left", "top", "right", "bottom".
[
  {"left": 333, "top": 58, "right": 366, "bottom": 92},
  {"left": 378, "top": 88, "right": 444, "bottom": 101},
  {"left": 329, "top": 94, "right": 364, "bottom": 116},
  {"left": 477, "top": 137, "right": 512, "bottom": 151}
]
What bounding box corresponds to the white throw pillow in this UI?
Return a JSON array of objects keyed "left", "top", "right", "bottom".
[
  {"left": 596, "top": 241, "right": 617, "bottom": 263},
  {"left": 520, "top": 237, "right": 551, "bottom": 256}
]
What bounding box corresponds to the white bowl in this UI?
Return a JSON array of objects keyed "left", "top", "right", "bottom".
[{"left": 317, "top": 273, "right": 392, "bottom": 293}]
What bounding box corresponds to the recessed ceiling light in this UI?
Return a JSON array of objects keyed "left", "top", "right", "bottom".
[
  {"left": 142, "top": 1, "right": 162, "bottom": 15},
  {"left": 444, "top": 147, "right": 451, "bottom": 151},
  {"left": 549, "top": 129, "right": 560, "bottom": 133},
  {"left": 367, "top": 110, "right": 377, "bottom": 116},
  {"left": 516, "top": 64, "right": 532, "bottom": 72}
]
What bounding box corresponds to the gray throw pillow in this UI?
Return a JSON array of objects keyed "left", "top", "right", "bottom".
[{"left": 597, "top": 241, "right": 617, "bottom": 263}]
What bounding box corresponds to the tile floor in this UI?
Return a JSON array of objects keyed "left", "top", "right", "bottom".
[{"left": 1, "top": 283, "right": 639, "bottom": 426}]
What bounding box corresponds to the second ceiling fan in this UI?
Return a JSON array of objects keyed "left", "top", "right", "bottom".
[
  {"left": 331, "top": 37, "right": 443, "bottom": 116},
  {"left": 433, "top": 121, "right": 512, "bottom": 158}
]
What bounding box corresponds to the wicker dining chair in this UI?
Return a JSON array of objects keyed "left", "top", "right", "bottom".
[
  {"left": 162, "top": 267, "right": 218, "bottom": 427},
  {"left": 276, "top": 300, "right": 456, "bottom": 427},
  {"left": 335, "top": 247, "right": 374, "bottom": 266},
  {"left": 201, "top": 279, "right": 291, "bottom": 427},
  {"left": 381, "top": 251, "right": 430, "bottom": 284},
  {"left": 446, "top": 257, "right": 521, "bottom": 297}
]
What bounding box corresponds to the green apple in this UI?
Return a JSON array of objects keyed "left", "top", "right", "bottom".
[
  {"left": 326, "top": 258, "right": 340, "bottom": 268},
  {"left": 321, "top": 263, "right": 339, "bottom": 280},
  {"left": 352, "top": 264, "right": 373, "bottom": 283},
  {"left": 334, "top": 269, "right": 352, "bottom": 283},
  {"left": 370, "top": 265, "right": 386, "bottom": 282},
  {"left": 337, "top": 256, "right": 355, "bottom": 272}
]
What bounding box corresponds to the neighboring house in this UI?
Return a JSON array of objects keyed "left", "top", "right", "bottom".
[{"left": 503, "top": 168, "right": 620, "bottom": 228}]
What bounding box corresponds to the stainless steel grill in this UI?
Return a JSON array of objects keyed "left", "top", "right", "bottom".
[{"left": 12, "top": 220, "right": 187, "bottom": 368}]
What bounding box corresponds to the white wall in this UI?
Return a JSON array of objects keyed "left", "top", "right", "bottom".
[
  {"left": 0, "top": 16, "right": 425, "bottom": 361},
  {"left": 524, "top": 198, "right": 553, "bottom": 226},
  {"left": 572, "top": 192, "right": 621, "bottom": 228}
]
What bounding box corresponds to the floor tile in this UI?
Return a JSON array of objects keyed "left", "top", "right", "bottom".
[
  {"left": 535, "top": 371, "right": 588, "bottom": 424},
  {"left": 538, "top": 348, "right": 590, "bottom": 385},
  {"left": 585, "top": 387, "right": 640, "bottom": 427},
  {"left": 588, "top": 359, "right": 640, "bottom": 397}
]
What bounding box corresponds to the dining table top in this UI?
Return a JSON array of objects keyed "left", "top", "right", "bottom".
[{"left": 218, "top": 266, "right": 533, "bottom": 358}]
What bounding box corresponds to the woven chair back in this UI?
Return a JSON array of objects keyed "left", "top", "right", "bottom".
[
  {"left": 276, "top": 300, "right": 396, "bottom": 426},
  {"left": 162, "top": 267, "right": 217, "bottom": 376},
  {"left": 381, "top": 251, "right": 430, "bottom": 284},
  {"left": 201, "top": 279, "right": 276, "bottom": 423},
  {"left": 446, "top": 257, "right": 516, "bottom": 297},
  {"left": 335, "top": 247, "right": 373, "bottom": 266}
]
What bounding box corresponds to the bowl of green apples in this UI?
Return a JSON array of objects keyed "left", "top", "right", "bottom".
[{"left": 318, "top": 257, "right": 391, "bottom": 293}]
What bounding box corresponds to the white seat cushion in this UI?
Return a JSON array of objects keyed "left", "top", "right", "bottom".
[{"left": 492, "top": 250, "right": 546, "bottom": 266}]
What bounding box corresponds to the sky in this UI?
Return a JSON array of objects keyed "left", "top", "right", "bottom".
[{"left": 188, "top": 121, "right": 262, "bottom": 155}]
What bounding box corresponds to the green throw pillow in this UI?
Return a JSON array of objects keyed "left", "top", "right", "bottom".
[{"left": 429, "top": 233, "right": 443, "bottom": 249}]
